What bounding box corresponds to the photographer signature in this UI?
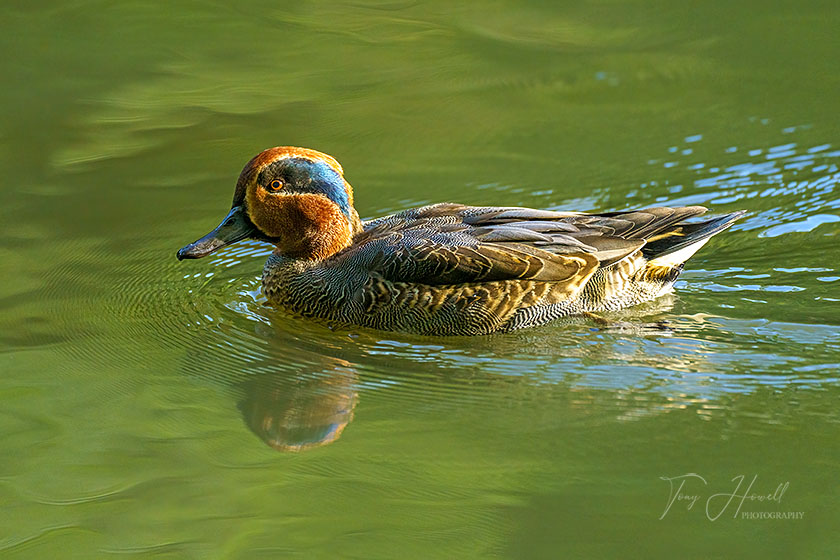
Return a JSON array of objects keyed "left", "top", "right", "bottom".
[{"left": 659, "top": 473, "right": 793, "bottom": 520}]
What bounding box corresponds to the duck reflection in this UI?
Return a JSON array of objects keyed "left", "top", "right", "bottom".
[{"left": 236, "top": 360, "right": 357, "bottom": 452}]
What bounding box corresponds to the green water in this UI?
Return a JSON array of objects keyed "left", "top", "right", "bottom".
[{"left": 2, "top": 1, "right": 839, "bottom": 558}]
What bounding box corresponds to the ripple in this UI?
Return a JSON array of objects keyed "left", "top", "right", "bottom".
[
  {"left": 760, "top": 213, "right": 840, "bottom": 237},
  {"left": 109, "top": 135, "right": 840, "bottom": 435},
  {"left": 0, "top": 525, "right": 89, "bottom": 554},
  {"left": 26, "top": 121, "right": 840, "bottom": 452}
]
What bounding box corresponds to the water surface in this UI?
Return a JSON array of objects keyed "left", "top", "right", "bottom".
[{"left": 2, "top": 1, "right": 839, "bottom": 558}]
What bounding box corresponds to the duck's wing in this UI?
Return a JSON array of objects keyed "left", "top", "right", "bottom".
[{"left": 350, "top": 203, "right": 710, "bottom": 286}]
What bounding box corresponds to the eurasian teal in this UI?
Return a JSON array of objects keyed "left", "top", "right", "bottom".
[{"left": 177, "top": 147, "right": 745, "bottom": 335}]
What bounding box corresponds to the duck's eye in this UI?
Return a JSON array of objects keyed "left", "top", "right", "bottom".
[{"left": 267, "top": 179, "right": 284, "bottom": 192}]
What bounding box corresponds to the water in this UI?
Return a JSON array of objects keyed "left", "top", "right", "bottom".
[{"left": 2, "top": 1, "right": 839, "bottom": 558}]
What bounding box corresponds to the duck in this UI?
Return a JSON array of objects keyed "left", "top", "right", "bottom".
[{"left": 177, "top": 146, "right": 745, "bottom": 336}]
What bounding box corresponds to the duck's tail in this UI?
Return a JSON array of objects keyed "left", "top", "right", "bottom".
[{"left": 643, "top": 210, "right": 746, "bottom": 269}]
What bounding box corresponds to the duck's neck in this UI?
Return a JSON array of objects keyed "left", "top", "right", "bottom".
[{"left": 272, "top": 194, "right": 362, "bottom": 261}]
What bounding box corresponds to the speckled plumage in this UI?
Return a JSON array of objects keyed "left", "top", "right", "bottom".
[{"left": 178, "top": 147, "right": 745, "bottom": 336}]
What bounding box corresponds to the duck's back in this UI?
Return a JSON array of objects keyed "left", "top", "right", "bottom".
[{"left": 262, "top": 203, "right": 745, "bottom": 335}]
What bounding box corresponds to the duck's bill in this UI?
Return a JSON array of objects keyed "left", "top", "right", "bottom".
[{"left": 177, "top": 206, "right": 255, "bottom": 260}]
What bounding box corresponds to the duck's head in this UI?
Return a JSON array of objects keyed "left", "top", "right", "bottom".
[{"left": 177, "top": 146, "right": 362, "bottom": 261}]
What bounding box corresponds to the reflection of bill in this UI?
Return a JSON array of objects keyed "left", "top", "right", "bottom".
[{"left": 238, "top": 364, "right": 357, "bottom": 452}]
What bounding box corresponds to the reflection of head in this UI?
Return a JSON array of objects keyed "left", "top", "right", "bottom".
[{"left": 238, "top": 367, "right": 357, "bottom": 452}]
